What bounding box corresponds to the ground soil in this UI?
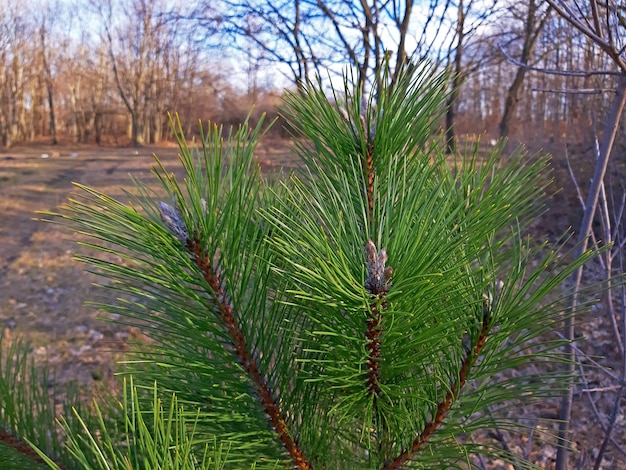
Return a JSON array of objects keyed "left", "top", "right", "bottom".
[{"left": 0, "top": 138, "right": 623, "bottom": 469}]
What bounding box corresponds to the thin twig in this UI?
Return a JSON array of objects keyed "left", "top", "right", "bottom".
[
  {"left": 532, "top": 87, "right": 612, "bottom": 94},
  {"left": 499, "top": 44, "right": 621, "bottom": 77},
  {"left": 553, "top": 330, "right": 620, "bottom": 381},
  {"left": 485, "top": 405, "right": 523, "bottom": 470},
  {"left": 598, "top": 185, "right": 624, "bottom": 356},
  {"left": 564, "top": 148, "right": 605, "bottom": 271},
  {"left": 575, "top": 350, "right": 626, "bottom": 461},
  {"left": 581, "top": 385, "right": 623, "bottom": 393},
  {"left": 608, "top": 190, "right": 626, "bottom": 247}
]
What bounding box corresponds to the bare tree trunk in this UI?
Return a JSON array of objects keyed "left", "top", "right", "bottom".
[
  {"left": 93, "top": 46, "right": 107, "bottom": 145},
  {"left": 40, "top": 24, "right": 57, "bottom": 144},
  {"left": 499, "top": 1, "right": 550, "bottom": 138},
  {"left": 94, "top": 110, "right": 102, "bottom": 145},
  {"left": 11, "top": 57, "right": 25, "bottom": 145},
  {"left": 69, "top": 84, "right": 79, "bottom": 142},
  {"left": 446, "top": 0, "right": 465, "bottom": 154},
  {"left": 292, "top": 0, "right": 308, "bottom": 90},
  {"left": 392, "top": 0, "right": 413, "bottom": 79},
  {"left": 45, "top": 77, "right": 57, "bottom": 144},
  {"left": 131, "top": 113, "right": 144, "bottom": 146},
  {"left": 556, "top": 75, "right": 626, "bottom": 470}
]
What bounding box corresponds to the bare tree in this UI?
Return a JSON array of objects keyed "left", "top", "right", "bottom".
[
  {"left": 98, "top": 0, "right": 194, "bottom": 146},
  {"left": 445, "top": 0, "right": 467, "bottom": 153},
  {"left": 35, "top": 0, "right": 60, "bottom": 144},
  {"left": 444, "top": 0, "right": 499, "bottom": 153},
  {"left": 101, "top": 0, "right": 157, "bottom": 145},
  {"left": 498, "top": 0, "right": 552, "bottom": 138},
  {"left": 226, "top": 0, "right": 453, "bottom": 93},
  {"left": 536, "top": 2, "right": 626, "bottom": 469},
  {"left": 62, "top": 33, "right": 112, "bottom": 145},
  {"left": 223, "top": 0, "right": 320, "bottom": 91},
  {"left": 312, "top": 0, "right": 438, "bottom": 89},
  {"left": 0, "top": 2, "right": 33, "bottom": 148}
]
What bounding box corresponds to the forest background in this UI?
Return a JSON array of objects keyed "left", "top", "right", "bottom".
[
  {"left": 1, "top": 0, "right": 626, "bottom": 469},
  {"left": 1, "top": 0, "right": 621, "bottom": 149}
]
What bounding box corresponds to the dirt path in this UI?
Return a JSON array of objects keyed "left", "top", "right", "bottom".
[
  {"left": 0, "top": 146, "right": 181, "bottom": 389},
  {"left": 0, "top": 141, "right": 293, "bottom": 390}
]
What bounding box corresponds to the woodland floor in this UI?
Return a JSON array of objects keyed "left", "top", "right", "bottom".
[{"left": 0, "top": 137, "right": 624, "bottom": 469}]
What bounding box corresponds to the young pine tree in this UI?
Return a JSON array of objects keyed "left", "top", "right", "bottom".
[{"left": 49, "top": 64, "right": 594, "bottom": 469}]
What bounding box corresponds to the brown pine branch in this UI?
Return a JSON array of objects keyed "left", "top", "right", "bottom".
[
  {"left": 365, "top": 306, "right": 383, "bottom": 397},
  {"left": 0, "top": 429, "right": 49, "bottom": 467},
  {"left": 188, "top": 239, "right": 312, "bottom": 470},
  {"left": 360, "top": 114, "right": 375, "bottom": 227},
  {"left": 364, "top": 240, "right": 392, "bottom": 398},
  {"left": 364, "top": 240, "right": 394, "bottom": 457},
  {"left": 383, "top": 313, "right": 491, "bottom": 469}
]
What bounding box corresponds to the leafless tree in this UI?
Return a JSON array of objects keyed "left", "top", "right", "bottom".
[
  {"left": 100, "top": 0, "right": 161, "bottom": 145},
  {"left": 0, "top": 2, "right": 30, "bottom": 148},
  {"left": 97, "top": 0, "right": 199, "bottom": 146},
  {"left": 535, "top": 1, "right": 626, "bottom": 469},
  {"left": 35, "top": 0, "right": 61, "bottom": 145},
  {"left": 445, "top": 0, "right": 467, "bottom": 154},
  {"left": 498, "top": 0, "right": 552, "bottom": 138},
  {"left": 222, "top": 0, "right": 320, "bottom": 91},
  {"left": 311, "top": 0, "right": 456, "bottom": 90},
  {"left": 444, "top": 0, "right": 499, "bottom": 153},
  {"left": 226, "top": 0, "right": 456, "bottom": 94},
  {"left": 0, "top": 0, "right": 623, "bottom": 158},
  {"left": 61, "top": 31, "right": 112, "bottom": 145}
]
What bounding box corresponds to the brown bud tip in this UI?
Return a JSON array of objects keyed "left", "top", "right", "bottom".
[{"left": 365, "top": 240, "right": 392, "bottom": 294}]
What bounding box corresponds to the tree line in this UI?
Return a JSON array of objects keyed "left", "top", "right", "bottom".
[{"left": 0, "top": 0, "right": 623, "bottom": 148}]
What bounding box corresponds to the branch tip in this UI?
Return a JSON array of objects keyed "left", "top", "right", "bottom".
[{"left": 158, "top": 201, "right": 189, "bottom": 244}]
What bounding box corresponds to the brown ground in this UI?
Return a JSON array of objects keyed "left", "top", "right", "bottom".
[
  {"left": 0, "top": 141, "right": 294, "bottom": 389},
  {"left": 0, "top": 139, "right": 623, "bottom": 468}
]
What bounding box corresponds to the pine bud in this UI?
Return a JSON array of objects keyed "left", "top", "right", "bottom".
[
  {"left": 158, "top": 201, "right": 189, "bottom": 244},
  {"left": 364, "top": 240, "right": 391, "bottom": 295},
  {"left": 359, "top": 114, "right": 368, "bottom": 141},
  {"left": 339, "top": 107, "right": 350, "bottom": 123}
]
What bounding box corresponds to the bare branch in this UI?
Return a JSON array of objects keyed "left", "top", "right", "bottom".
[
  {"left": 545, "top": 0, "right": 626, "bottom": 72},
  {"left": 499, "top": 44, "right": 622, "bottom": 77},
  {"left": 532, "top": 87, "right": 614, "bottom": 93}
]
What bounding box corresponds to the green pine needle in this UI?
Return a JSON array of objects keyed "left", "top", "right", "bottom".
[{"left": 29, "top": 64, "right": 604, "bottom": 468}]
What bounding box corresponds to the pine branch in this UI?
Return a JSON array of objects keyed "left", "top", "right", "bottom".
[
  {"left": 183, "top": 228, "right": 310, "bottom": 467},
  {"left": 159, "top": 198, "right": 311, "bottom": 468},
  {"left": 364, "top": 240, "right": 392, "bottom": 397},
  {"left": 38, "top": 66, "right": 604, "bottom": 468},
  {"left": 0, "top": 429, "right": 47, "bottom": 466},
  {"left": 384, "top": 309, "right": 492, "bottom": 469},
  {"left": 364, "top": 239, "right": 394, "bottom": 459},
  {"left": 361, "top": 115, "right": 376, "bottom": 227}
]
